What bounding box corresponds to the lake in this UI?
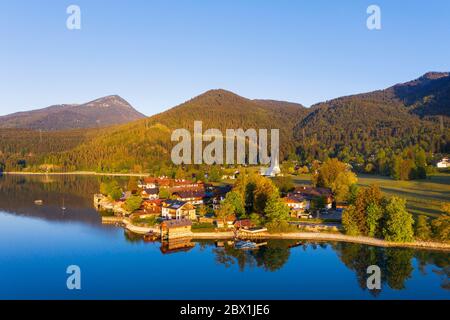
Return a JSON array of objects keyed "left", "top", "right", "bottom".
[{"left": 0, "top": 174, "right": 448, "bottom": 300}]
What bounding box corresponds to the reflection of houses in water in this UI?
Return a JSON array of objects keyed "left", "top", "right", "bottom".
[{"left": 160, "top": 238, "right": 195, "bottom": 254}]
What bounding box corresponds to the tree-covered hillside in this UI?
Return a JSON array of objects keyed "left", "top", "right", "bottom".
[{"left": 0, "top": 73, "right": 448, "bottom": 175}]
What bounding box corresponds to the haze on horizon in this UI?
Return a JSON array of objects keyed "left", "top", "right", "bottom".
[{"left": 1, "top": 0, "right": 450, "bottom": 116}]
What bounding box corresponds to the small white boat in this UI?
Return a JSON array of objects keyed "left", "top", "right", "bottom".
[
  {"left": 34, "top": 200, "right": 43, "bottom": 205},
  {"left": 234, "top": 240, "right": 258, "bottom": 250}
]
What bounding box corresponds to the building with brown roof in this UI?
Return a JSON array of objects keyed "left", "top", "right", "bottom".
[
  {"left": 293, "top": 185, "right": 334, "bottom": 209},
  {"left": 160, "top": 219, "right": 192, "bottom": 239}
]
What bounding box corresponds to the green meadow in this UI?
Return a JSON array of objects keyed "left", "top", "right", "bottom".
[{"left": 292, "top": 173, "right": 450, "bottom": 218}]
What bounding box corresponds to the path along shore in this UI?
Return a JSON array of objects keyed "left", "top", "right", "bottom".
[
  {"left": 192, "top": 231, "right": 450, "bottom": 251},
  {"left": 2, "top": 171, "right": 149, "bottom": 177}
]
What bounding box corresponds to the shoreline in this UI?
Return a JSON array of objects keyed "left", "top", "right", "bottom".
[
  {"left": 191, "top": 232, "right": 450, "bottom": 252},
  {"left": 102, "top": 218, "right": 450, "bottom": 252}
]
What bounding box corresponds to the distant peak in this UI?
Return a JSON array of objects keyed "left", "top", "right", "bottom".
[
  {"left": 420, "top": 72, "right": 449, "bottom": 80},
  {"left": 190, "top": 89, "right": 248, "bottom": 103},
  {"left": 84, "top": 95, "right": 132, "bottom": 108},
  {"left": 202, "top": 89, "right": 240, "bottom": 97}
]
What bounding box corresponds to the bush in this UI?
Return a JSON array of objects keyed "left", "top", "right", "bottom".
[
  {"left": 124, "top": 195, "right": 143, "bottom": 213},
  {"left": 191, "top": 223, "right": 216, "bottom": 233},
  {"left": 431, "top": 213, "right": 450, "bottom": 242},
  {"left": 382, "top": 197, "right": 414, "bottom": 242},
  {"left": 342, "top": 205, "right": 361, "bottom": 236},
  {"left": 266, "top": 221, "right": 297, "bottom": 233},
  {"left": 415, "top": 215, "right": 432, "bottom": 241},
  {"left": 366, "top": 203, "right": 383, "bottom": 238}
]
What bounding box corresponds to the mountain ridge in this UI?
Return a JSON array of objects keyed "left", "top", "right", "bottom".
[
  {"left": 0, "top": 95, "right": 146, "bottom": 131},
  {"left": 0, "top": 72, "right": 448, "bottom": 173}
]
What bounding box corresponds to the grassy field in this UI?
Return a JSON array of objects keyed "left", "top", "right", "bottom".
[{"left": 292, "top": 173, "right": 450, "bottom": 218}]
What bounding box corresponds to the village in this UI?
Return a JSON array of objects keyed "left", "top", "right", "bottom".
[
  {"left": 93, "top": 156, "right": 450, "bottom": 252},
  {"left": 93, "top": 172, "right": 343, "bottom": 251}
]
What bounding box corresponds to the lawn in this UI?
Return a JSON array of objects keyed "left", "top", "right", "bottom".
[{"left": 291, "top": 173, "right": 450, "bottom": 218}]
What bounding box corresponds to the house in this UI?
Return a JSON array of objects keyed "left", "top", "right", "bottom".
[
  {"left": 142, "top": 199, "right": 162, "bottom": 215},
  {"left": 171, "top": 190, "right": 205, "bottom": 205},
  {"left": 215, "top": 215, "right": 236, "bottom": 228},
  {"left": 141, "top": 187, "right": 159, "bottom": 200},
  {"left": 225, "top": 214, "right": 237, "bottom": 228},
  {"left": 283, "top": 194, "right": 309, "bottom": 217},
  {"left": 170, "top": 179, "right": 204, "bottom": 191},
  {"left": 437, "top": 157, "right": 450, "bottom": 168},
  {"left": 234, "top": 219, "right": 254, "bottom": 230},
  {"left": 161, "top": 200, "right": 197, "bottom": 220},
  {"left": 138, "top": 178, "right": 158, "bottom": 189},
  {"left": 293, "top": 185, "right": 334, "bottom": 209},
  {"left": 160, "top": 219, "right": 192, "bottom": 239},
  {"left": 215, "top": 219, "right": 225, "bottom": 228},
  {"left": 211, "top": 185, "right": 232, "bottom": 210}
]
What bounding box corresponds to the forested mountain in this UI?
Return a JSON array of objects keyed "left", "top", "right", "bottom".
[
  {"left": 0, "top": 95, "right": 146, "bottom": 131},
  {"left": 43, "top": 90, "right": 308, "bottom": 172},
  {"left": 356, "top": 71, "right": 450, "bottom": 118},
  {"left": 0, "top": 72, "right": 448, "bottom": 174},
  {"left": 293, "top": 72, "right": 449, "bottom": 165}
]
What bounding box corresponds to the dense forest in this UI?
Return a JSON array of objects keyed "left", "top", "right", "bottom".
[{"left": 0, "top": 73, "right": 448, "bottom": 178}]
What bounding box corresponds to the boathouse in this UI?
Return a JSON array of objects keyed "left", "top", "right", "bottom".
[{"left": 160, "top": 219, "right": 192, "bottom": 239}]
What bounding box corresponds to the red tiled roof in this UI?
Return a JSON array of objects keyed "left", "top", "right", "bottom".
[{"left": 234, "top": 219, "right": 254, "bottom": 228}]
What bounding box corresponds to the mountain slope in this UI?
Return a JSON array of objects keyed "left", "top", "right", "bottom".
[
  {"left": 354, "top": 71, "right": 450, "bottom": 118},
  {"left": 293, "top": 72, "right": 449, "bottom": 162},
  {"left": 1, "top": 73, "right": 448, "bottom": 173},
  {"left": 0, "top": 95, "right": 146, "bottom": 131},
  {"left": 49, "top": 90, "right": 309, "bottom": 172}
]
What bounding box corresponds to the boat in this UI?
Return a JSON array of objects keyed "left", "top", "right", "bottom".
[
  {"left": 34, "top": 200, "right": 43, "bottom": 205},
  {"left": 61, "top": 198, "right": 66, "bottom": 211},
  {"left": 234, "top": 240, "right": 258, "bottom": 250}
]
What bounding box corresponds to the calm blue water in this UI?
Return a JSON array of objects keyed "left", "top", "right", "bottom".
[{"left": 0, "top": 174, "right": 448, "bottom": 300}]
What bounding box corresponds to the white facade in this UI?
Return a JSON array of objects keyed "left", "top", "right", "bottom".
[{"left": 161, "top": 207, "right": 182, "bottom": 219}]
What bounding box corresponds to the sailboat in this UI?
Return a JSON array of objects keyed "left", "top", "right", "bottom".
[{"left": 61, "top": 198, "right": 66, "bottom": 211}]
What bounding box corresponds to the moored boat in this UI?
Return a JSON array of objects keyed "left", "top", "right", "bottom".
[{"left": 234, "top": 240, "right": 258, "bottom": 250}]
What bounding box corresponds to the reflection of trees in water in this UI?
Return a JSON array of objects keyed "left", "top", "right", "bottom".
[
  {"left": 213, "top": 240, "right": 296, "bottom": 272},
  {"left": 334, "top": 243, "right": 413, "bottom": 295},
  {"left": 0, "top": 174, "right": 128, "bottom": 224},
  {"left": 334, "top": 243, "right": 450, "bottom": 294},
  {"left": 415, "top": 250, "right": 450, "bottom": 291}
]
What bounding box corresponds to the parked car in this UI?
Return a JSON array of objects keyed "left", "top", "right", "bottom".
[{"left": 298, "top": 213, "right": 313, "bottom": 219}]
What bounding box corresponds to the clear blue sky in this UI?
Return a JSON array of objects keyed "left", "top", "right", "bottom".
[{"left": 1, "top": 0, "right": 450, "bottom": 116}]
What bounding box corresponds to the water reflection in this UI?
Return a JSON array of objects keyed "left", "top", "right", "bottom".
[
  {"left": 0, "top": 174, "right": 126, "bottom": 225},
  {"left": 0, "top": 174, "right": 448, "bottom": 298},
  {"left": 212, "top": 240, "right": 293, "bottom": 272}
]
